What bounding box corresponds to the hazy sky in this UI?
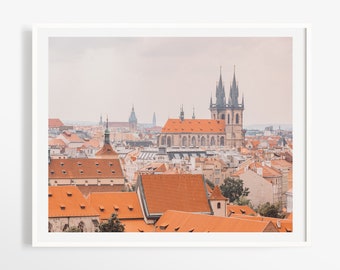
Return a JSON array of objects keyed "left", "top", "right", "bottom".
[{"left": 49, "top": 37, "right": 292, "bottom": 127}]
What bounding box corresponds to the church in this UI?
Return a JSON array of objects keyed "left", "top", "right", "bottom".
[{"left": 158, "top": 67, "right": 245, "bottom": 149}]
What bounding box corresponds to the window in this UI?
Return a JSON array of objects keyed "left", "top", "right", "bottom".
[
  {"left": 236, "top": 113, "right": 239, "bottom": 124},
  {"left": 217, "top": 202, "right": 221, "bottom": 209}
]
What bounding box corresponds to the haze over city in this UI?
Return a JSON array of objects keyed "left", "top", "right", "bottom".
[{"left": 49, "top": 37, "right": 292, "bottom": 128}]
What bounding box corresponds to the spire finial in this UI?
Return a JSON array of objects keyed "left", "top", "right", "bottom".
[{"left": 192, "top": 106, "right": 196, "bottom": 119}]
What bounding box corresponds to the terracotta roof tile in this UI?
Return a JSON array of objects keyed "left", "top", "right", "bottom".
[
  {"left": 61, "top": 132, "right": 84, "bottom": 143},
  {"left": 209, "top": 186, "right": 228, "bottom": 200},
  {"left": 87, "top": 192, "right": 144, "bottom": 221},
  {"left": 95, "top": 143, "right": 118, "bottom": 157},
  {"left": 49, "top": 118, "right": 64, "bottom": 128},
  {"left": 155, "top": 210, "right": 278, "bottom": 232},
  {"left": 227, "top": 205, "right": 257, "bottom": 216},
  {"left": 77, "top": 185, "right": 126, "bottom": 197},
  {"left": 122, "top": 220, "right": 154, "bottom": 232},
  {"left": 139, "top": 174, "right": 212, "bottom": 215},
  {"left": 49, "top": 158, "right": 124, "bottom": 179},
  {"left": 48, "top": 138, "right": 66, "bottom": 147},
  {"left": 49, "top": 186, "right": 99, "bottom": 218},
  {"left": 162, "top": 119, "right": 225, "bottom": 133},
  {"left": 230, "top": 214, "right": 292, "bottom": 232}
]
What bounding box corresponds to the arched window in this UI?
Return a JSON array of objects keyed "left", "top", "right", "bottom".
[
  {"left": 191, "top": 136, "right": 196, "bottom": 147},
  {"left": 182, "top": 136, "right": 187, "bottom": 147},
  {"left": 210, "top": 136, "right": 216, "bottom": 146},
  {"left": 201, "top": 136, "right": 206, "bottom": 146},
  {"left": 161, "top": 136, "right": 166, "bottom": 145},
  {"left": 220, "top": 136, "right": 224, "bottom": 146},
  {"left": 167, "top": 136, "right": 172, "bottom": 147},
  {"left": 221, "top": 114, "right": 225, "bottom": 120},
  {"left": 227, "top": 114, "right": 230, "bottom": 124},
  {"left": 236, "top": 113, "right": 239, "bottom": 124},
  {"left": 217, "top": 202, "right": 221, "bottom": 209}
]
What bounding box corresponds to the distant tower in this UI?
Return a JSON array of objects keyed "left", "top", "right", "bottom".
[
  {"left": 192, "top": 107, "right": 196, "bottom": 119},
  {"left": 209, "top": 66, "right": 227, "bottom": 120},
  {"left": 179, "top": 105, "right": 184, "bottom": 121},
  {"left": 99, "top": 114, "right": 103, "bottom": 126},
  {"left": 104, "top": 115, "right": 110, "bottom": 144},
  {"left": 225, "top": 66, "right": 245, "bottom": 148},
  {"left": 128, "top": 105, "right": 138, "bottom": 132},
  {"left": 152, "top": 112, "right": 156, "bottom": 127}
]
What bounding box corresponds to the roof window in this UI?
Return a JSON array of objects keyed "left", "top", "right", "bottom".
[
  {"left": 188, "top": 228, "right": 195, "bottom": 232},
  {"left": 48, "top": 193, "right": 52, "bottom": 197},
  {"left": 114, "top": 205, "right": 119, "bottom": 211},
  {"left": 66, "top": 191, "right": 72, "bottom": 196},
  {"left": 80, "top": 204, "right": 86, "bottom": 209},
  {"left": 60, "top": 162, "right": 64, "bottom": 166},
  {"left": 174, "top": 226, "right": 180, "bottom": 232},
  {"left": 60, "top": 205, "right": 66, "bottom": 210},
  {"left": 97, "top": 170, "right": 102, "bottom": 174},
  {"left": 99, "top": 206, "right": 105, "bottom": 212},
  {"left": 62, "top": 170, "right": 66, "bottom": 174},
  {"left": 159, "top": 224, "right": 168, "bottom": 230},
  {"left": 128, "top": 205, "right": 133, "bottom": 211}
]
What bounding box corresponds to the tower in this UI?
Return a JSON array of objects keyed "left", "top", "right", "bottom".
[
  {"left": 179, "top": 105, "right": 184, "bottom": 121},
  {"left": 225, "top": 66, "right": 245, "bottom": 148},
  {"left": 152, "top": 112, "right": 156, "bottom": 127},
  {"left": 209, "top": 67, "right": 227, "bottom": 120},
  {"left": 104, "top": 116, "right": 110, "bottom": 145},
  {"left": 128, "top": 105, "right": 138, "bottom": 132}
]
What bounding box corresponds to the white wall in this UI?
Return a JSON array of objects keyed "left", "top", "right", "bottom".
[{"left": 0, "top": 0, "right": 337, "bottom": 269}]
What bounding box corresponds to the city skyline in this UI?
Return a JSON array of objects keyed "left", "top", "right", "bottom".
[{"left": 49, "top": 37, "right": 292, "bottom": 128}]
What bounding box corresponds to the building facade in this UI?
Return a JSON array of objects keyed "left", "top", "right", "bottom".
[{"left": 158, "top": 67, "right": 245, "bottom": 149}]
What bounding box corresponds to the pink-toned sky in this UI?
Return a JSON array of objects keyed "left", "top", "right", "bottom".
[{"left": 49, "top": 37, "right": 292, "bottom": 128}]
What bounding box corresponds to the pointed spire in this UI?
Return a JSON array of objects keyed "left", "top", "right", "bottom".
[
  {"left": 179, "top": 104, "right": 184, "bottom": 121},
  {"left": 152, "top": 112, "right": 156, "bottom": 127},
  {"left": 242, "top": 93, "right": 244, "bottom": 108},
  {"left": 216, "top": 66, "right": 226, "bottom": 109},
  {"left": 192, "top": 106, "right": 196, "bottom": 119},
  {"left": 104, "top": 115, "right": 110, "bottom": 145}
]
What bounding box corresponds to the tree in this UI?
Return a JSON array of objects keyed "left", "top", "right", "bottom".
[
  {"left": 220, "top": 177, "right": 250, "bottom": 204},
  {"left": 257, "top": 202, "right": 285, "bottom": 218},
  {"left": 98, "top": 213, "right": 125, "bottom": 232},
  {"left": 205, "top": 179, "right": 215, "bottom": 190}
]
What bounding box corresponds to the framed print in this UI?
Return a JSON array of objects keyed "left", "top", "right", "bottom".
[{"left": 32, "top": 23, "right": 309, "bottom": 247}]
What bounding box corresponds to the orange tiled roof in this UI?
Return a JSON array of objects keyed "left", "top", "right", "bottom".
[
  {"left": 77, "top": 185, "right": 126, "bottom": 197},
  {"left": 227, "top": 205, "right": 257, "bottom": 216},
  {"left": 270, "top": 159, "right": 292, "bottom": 169},
  {"left": 48, "top": 138, "right": 66, "bottom": 147},
  {"left": 230, "top": 214, "right": 292, "bottom": 232},
  {"left": 87, "top": 192, "right": 144, "bottom": 221},
  {"left": 122, "top": 219, "right": 154, "bottom": 232},
  {"left": 49, "top": 158, "right": 124, "bottom": 179},
  {"left": 155, "top": 210, "right": 278, "bottom": 232},
  {"left": 49, "top": 186, "right": 99, "bottom": 218},
  {"left": 139, "top": 163, "right": 167, "bottom": 173},
  {"left": 95, "top": 143, "right": 118, "bottom": 157},
  {"left": 83, "top": 138, "right": 101, "bottom": 148},
  {"left": 161, "top": 119, "right": 225, "bottom": 133},
  {"left": 139, "top": 174, "right": 212, "bottom": 215},
  {"left": 209, "top": 186, "right": 228, "bottom": 200},
  {"left": 250, "top": 162, "right": 282, "bottom": 178},
  {"left": 61, "top": 132, "right": 84, "bottom": 143},
  {"left": 49, "top": 118, "right": 64, "bottom": 128}
]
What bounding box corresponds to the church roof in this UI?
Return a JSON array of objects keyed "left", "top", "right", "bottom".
[{"left": 162, "top": 119, "right": 225, "bottom": 133}]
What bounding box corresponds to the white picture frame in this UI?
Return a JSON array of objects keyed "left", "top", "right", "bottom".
[{"left": 32, "top": 23, "right": 310, "bottom": 247}]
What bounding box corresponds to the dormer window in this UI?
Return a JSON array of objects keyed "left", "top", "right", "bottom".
[
  {"left": 60, "top": 205, "right": 66, "bottom": 210},
  {"left": 97, "top": 170, "right": 102, "bottom": 174},
  {"left": 111, "top": 170, "right": 115, "bottom": 174},
  {"left": 60, "top": 162, "right": 64, "bottom": 166},
  {"left": 62, "top": 170, "right": 66, "bottom": 174},
  {"left": 79, "top": 170, "right": 84, "bottom": 174},
  {"left": 99, "top": 206, "right": 105, "bottom": 212},
  {"left": 77, "top": 162, "right": 82, "bottom": 166},
  {"left": 66, "top": 191, "right": 72, "bottom": 197},
  {"left": 48, "top": 193, "right": 52, "bottom": 197},
  {"left": 114, "top": 205, "right": 119, "bottom": 211},
  {"left": 80, "top": 204, "right": 85, "bottom": 209}
]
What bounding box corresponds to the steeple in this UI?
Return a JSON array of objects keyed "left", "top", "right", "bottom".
[
  {"left": 179, "top": 105, "right": 184, "bottom": 121},
  {"left": 215, "top": 66, "right": 226, "bottom": 109},
  {"left": 228, "top": 65, "right": 240, "bottom": 108},
  {"left": 99, "top": 114, "right": 103, "bottom": 126},
  {"left": 152, "top": 112, "right": 156, "bottom": 127},
  {"left": 192, "top": 107, "right": 196, "bottom": 119},
  {"left": 104, "top": 116, "right": 110, "bottom": 145},
  {"left": 128, "top": 105, "right": 138, "bottom": 132}
]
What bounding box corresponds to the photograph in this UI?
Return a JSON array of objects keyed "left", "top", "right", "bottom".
[{"left": 33, "top": 25, "right": 307, "bottom": 246}]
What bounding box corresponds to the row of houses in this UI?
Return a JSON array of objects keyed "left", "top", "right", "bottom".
[{"left": 49, "top": 174, "right": 292, "bottom": 233}]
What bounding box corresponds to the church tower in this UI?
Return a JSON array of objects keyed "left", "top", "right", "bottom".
[
  {"left": 225, "top": 66, "right": 245, "bottom": 148},
  {"left": 209, "top": 67, "right": 227, "bottom": 120},
  {"left": 128, "top": 105, "right": 138, "bottom": 132}
]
